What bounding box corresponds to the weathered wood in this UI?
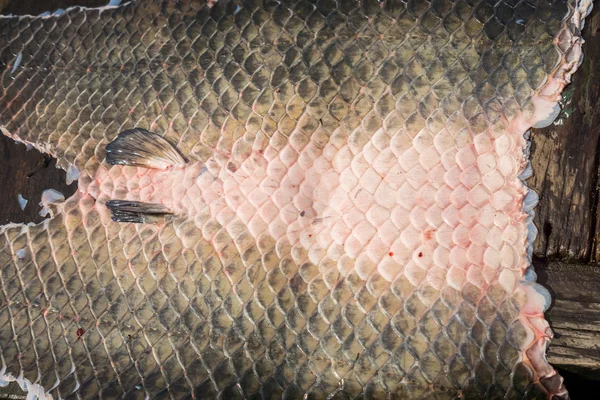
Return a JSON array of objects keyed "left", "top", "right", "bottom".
[
  {"left": 530, "top": 1, "right": 600, "bottom": 261},
  {"left": 537, "top": 260, "right": 600, "bottom": 378},
  {"left": 0, "top": 135, "right": 76, "bottom": 225}
]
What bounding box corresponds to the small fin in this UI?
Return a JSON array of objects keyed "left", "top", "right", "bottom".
[
  {"left": 105, "top": 128, "right": 186, "bottom": 170},
  {"left": 105, "top": 200, "right": 172, "bottom": 224}
]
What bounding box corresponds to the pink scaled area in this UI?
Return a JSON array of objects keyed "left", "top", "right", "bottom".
[{"left": 88, "top": 122, "right": 527, "bottom": 283}]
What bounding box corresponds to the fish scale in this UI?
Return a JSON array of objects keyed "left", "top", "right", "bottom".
[{"left": 0, "top": 0, "right": 592, "bottom": 399}]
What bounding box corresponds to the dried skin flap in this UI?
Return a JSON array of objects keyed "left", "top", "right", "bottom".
[{"left": 0, "top": 0, "right": 593, "bottom": 399}]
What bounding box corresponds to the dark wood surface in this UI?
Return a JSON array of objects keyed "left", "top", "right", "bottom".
[
  {"left": 530, "top": 2, "right": 600, "bottom": 262},
  {"left": 0, "top": 135, "right": 76, "bottom": 225},
  {"left": 537, "top": 261, "right": 600, "bottom": 395}
]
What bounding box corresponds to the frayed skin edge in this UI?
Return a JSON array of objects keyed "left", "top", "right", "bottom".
[
  {"left": 0, "top": 194, "right": 60, "bottom": 399},
  {"left": 0, "top": 0, "right": 129, "bottom": 18},
  {"left": 518, "top": 0, "right": 594, "bottom": 398}
]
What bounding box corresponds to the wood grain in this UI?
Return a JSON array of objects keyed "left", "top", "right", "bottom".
[
  {"left": 537, "top": 260, "right": 600, "bottom": 377},
  {"left": 530, "top": 1, "right": 600, "bottom": 261}
]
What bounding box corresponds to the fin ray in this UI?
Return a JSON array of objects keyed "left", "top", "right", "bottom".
[
  {"left": 105, "top": 128, "right": 186, "bottom": 169},
  {"left": 105, "top": 200, "right": 172, "bottom": 224}
]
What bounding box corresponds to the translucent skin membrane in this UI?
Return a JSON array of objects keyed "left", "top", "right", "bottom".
[{"left": 0, "top": 0, "right": 592, "bottom": 399}]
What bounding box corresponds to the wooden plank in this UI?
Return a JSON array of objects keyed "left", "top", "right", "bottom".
[
  {"left": 537, "top": 260, "right": 600, "bottom": 378},
  {"left": 0, "top": 135, "right": 76, "bottom": 225},
  {"left": 529, "top": 1, "right": 600, "bottom": 261}
]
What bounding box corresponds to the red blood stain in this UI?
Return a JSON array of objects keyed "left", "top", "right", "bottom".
[
  {"left": 418, "top": 252, "right": 423, "bottom": 258},
  {"left": 389, "top": 252, "right": 394, "bottom": 257},
  {"left": 76, "top": 328, "right": 85, "bottom": 338},
  {"left": 424, "top": 230, "right": 435, "bottom": 241}
]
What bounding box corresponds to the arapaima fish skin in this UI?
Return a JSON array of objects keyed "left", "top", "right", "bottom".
[{"left": 0, "top": 0, "right": 593, "bottom": 398}]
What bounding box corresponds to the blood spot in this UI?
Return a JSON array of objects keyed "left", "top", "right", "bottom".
[
  {"left": 418, "top": 252, "right": 423, "bottom": 257},
  {"left": 76, "top": 328, "right": 85, "bottom": 338},
  {"left": 389, "top": 252, "right": 394, "bottom": 257},
  {"left": 424, "top": 230, "right": 435, "bottom": 241}
]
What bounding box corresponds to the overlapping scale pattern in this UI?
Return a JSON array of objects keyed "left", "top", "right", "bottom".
[{"left": 0, "top": 0, "right": 591, "bottom": 399}]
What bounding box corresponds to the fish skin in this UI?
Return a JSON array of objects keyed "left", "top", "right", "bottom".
[{"left": 0, "top": 0, "right": 592, "bottom": 399}]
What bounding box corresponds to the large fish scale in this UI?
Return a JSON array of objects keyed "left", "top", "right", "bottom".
[{"left": 0, "top": 0, "right": 592, "bottom": 398}]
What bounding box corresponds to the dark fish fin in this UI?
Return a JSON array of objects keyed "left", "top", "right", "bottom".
[
  {"left": 105, "top": 128, "right": 187, "bottom": 170},
  {"left": 106, "top": 200, "right": 172, "bottom": 224}
]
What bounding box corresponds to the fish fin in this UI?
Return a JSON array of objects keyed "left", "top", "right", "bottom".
[
  {"left": 105, "top": 128, "right": 187, "bottom": 169},
  {"left": 105, "top": 200, "right": 172, "bottom": 224}
]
